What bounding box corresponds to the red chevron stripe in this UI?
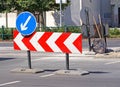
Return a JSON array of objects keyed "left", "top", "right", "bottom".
[
  {"left": 55, "top": 33, "right": 71, "bottom": 53},
  {"left": 38, "top": 32, "right": 54, "bottom": 52},
  {"left": 14, "top": 41, "right": 21, "bottom": 50},
  {"left": 73, "top": 34, "right": 82, "bottom": 53},
  {"left": 13, "top": 30, "right": 19, "bottom": 38},
  {"left": 13, "top": 30, "right": 21, "bottom": 50},
  {"left": 22, "top": 32, "right": 36, "bottom": 51}
]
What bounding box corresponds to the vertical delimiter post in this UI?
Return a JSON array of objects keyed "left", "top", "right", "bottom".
[
  {"left": 66, "top": 53, "right": 69, "bottom": 70},
  {"left": 27, "top": 51, "right": 32, "bottom": 69}
]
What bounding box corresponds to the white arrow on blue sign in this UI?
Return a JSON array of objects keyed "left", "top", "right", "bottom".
[{"left": 16, "top": 11, "right": 37, "bottom": 36}]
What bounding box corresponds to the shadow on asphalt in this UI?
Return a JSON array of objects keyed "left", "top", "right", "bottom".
[
  {"left": 89, "top": 71, "right": 110, "bottom": 74},
  {"left": 44, "top": 69, "right": 78, "bottom": 72},
  {"left": 44, "top": 69, "right": 59, "bottom": 72},
  {"left": 0, "top": 58, "right": 15, "bottom": 61}
]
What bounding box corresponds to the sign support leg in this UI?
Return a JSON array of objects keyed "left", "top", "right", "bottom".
[
  {"left": 66, "top": 53, "right": 69, "bottom": 70},
  {"left": 27, "top": 51, "right": 32, "bottom": 69}
]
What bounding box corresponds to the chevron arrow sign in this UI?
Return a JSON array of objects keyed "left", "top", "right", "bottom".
[{"left": 13, "top": 30, "right": 82, "bottom": 53}]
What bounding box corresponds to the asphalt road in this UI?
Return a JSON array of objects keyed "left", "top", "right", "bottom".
[
  {"left": 0, "top": 55, "right": 120, "bottom": 87},
  {"left": 0, "top": 38, "right": 120, "bottom": 87},
  {"left": 0, "top": 50, "right": 120, "bottom": 87}
]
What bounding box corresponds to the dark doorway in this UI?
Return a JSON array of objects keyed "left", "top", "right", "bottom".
[{"left": 118, "top": 8, "right": 120, "bottom": 26}]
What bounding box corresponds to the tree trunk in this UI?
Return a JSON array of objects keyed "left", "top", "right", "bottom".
[
  {"left": 39, "top": 11, "right": 46, "bottom": 31},
  {"left": 5, "top": 12, "right": 8, "bottom": 28},
  {"left": 43, "top": 11, "right": 46, "bottom": 28}
]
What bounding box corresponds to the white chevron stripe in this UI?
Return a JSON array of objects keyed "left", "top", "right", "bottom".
[
  {"left": 14, "top": 33, "right": 28, "bottom": 50},
  {"left": 30, "top": 32, "right": 45, "bottom": 51},
  {"left": 46, "top": 33, "right": 62, "bottom": 52},
  {"left": 64, "top": 34, "right": 80, "bottom": 53}
]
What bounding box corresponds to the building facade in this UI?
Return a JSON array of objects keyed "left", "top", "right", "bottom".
[
  {"left": 45, "top": 0, "right": 120, "bottom": 27},
  {"left": 0, "top": 0, "right": 120, "bottom": 28},
  {"left": 111, "top": 0, "right": 120, "bottom": 26},
  {"left": 64, "top": 0, "right": 112, "bottom": 26}
]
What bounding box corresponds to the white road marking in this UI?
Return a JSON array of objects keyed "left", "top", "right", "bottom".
[
  {"left": 0, "top": 81, "right": 21, "bottom": 86},
  {"left": 105, "top": 61, "right": 120, "bottom": 65},
  {"left": 32, "top": 59, "right": 42, "bottom": 62},
  {"left": 40, "top": 74, "right": 54, "bottom": 78}
]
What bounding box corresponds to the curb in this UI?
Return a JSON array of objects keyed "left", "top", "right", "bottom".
[
  {"left": 95, "top": 52, "right": 120, "bottom": 58},
  {"left": 0, "top": 47, "right": 120, "bottom": 58},
  {"left": 11, "top": 68, "right": 44, "bottom": 74}
]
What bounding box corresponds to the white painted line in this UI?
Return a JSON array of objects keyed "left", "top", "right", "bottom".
[
  {"left": 105, "top": 61, "right": 120, "bottom": 65},
  {"left": 40, "top": 74, "right": 54, "bottom": 78},
  {"left": 0, "top": 81, "right": 21, "bottom": 87},
  {"left": 32, "top": 59, "right": 42, "bottom": 62}
]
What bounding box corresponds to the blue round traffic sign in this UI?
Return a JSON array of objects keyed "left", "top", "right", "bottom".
[{"left": 16, "top": 11, "right": 37, "bottom": 36}]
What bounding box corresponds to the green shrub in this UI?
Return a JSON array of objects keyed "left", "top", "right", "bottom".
[
  {"left": 0, "top": 26, "right": 81, "bottom": 40},
  {"left": 1, "top": 26, "right": 120, "bottom": 40},
  {"left": 0, "top": 28, "right": 14, "bottom": 40},
  {"left": 39, "top": 26, "right": 81, "bottom": 33},
  {"left": 109, "top": 28, "right": 120, "bottom": 38}
]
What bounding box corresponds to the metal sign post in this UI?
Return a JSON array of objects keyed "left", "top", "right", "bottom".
[
  {"left": 66, "top": 53, "right": 69, "bottom": 70},
  {"left": 85, "top": 8, "right": 91, "bottom": 51},
  {"left": 56, "top": 0, "right": 66, "bottom": 27},
  {"left": 27, "top": 51, "right": 32, "bottom": 69},
  {"left": 57, "top": 0, "right": 70, "bottom": 70},
  {"left": 16, "top": 11, "right": 37, "bottom": 69},
  {"left": 60, "top": 0, "right": 62, "bottom": 27},
  {"left": 65, "top": 27, "right": 69, "bottom": 70}
]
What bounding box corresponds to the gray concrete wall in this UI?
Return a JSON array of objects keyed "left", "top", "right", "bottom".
[
  {"left": 63, "top": 0, "right": 80, "bottom": 26},
  {"left": 100, "top": 0, "right": 112, "bottom": 26},
  {"left": 80, "top": 0, "right": 100, "bottom": 25},
  {"left": 64, "top": 0, "right": 101, "bottom": 26}
]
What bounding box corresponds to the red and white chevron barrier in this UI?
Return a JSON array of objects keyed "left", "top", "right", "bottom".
[{"left": 13, "top": 30, "right": 82, "bottom": 53}]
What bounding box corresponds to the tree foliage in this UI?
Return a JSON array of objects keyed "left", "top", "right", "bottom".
[
  {"left": 0, "top": 0, "right": 70, "bottom": 12},
  {"left": 0, "top": 0, "right": 70, "bottom": 27}
]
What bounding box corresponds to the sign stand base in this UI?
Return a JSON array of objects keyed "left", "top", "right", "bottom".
[
  {"left": 54, "top": 69, "right": 89, "bottom": 76},
  {"left": 11, "top": 51, "right": 44, "bottom": 74},
  {"left": 11, "top": 68, "right": 44, "bottom": 74}
]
